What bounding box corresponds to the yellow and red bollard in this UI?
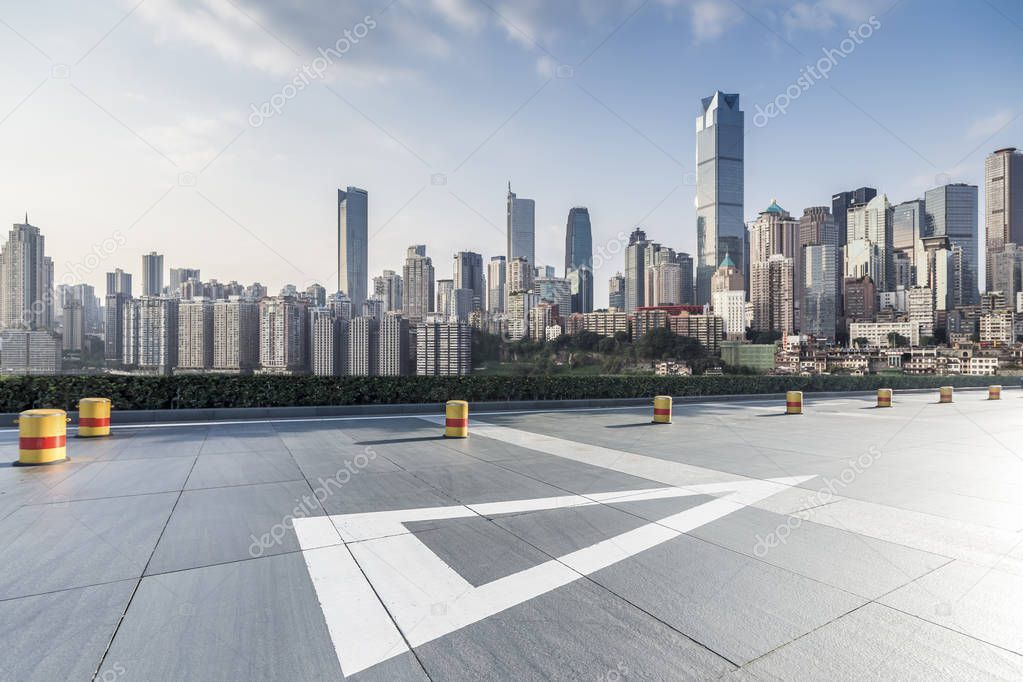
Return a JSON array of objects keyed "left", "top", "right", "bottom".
[
  {"left": 876, "top": 388, "right": 893, "bottom": 408},
  {"left": 15, "top": 409, "right": 70, "bottom": 466},
  {"left": 77, "top": 397, "right": 111, "bottom": 437},
  {"left": 939, "top": 386, "right": 953, "bottom": 404},
  {"left": 444, "top": 400, "right": 468, "bottom": 438},
  {"left": 989, "top": 385, "right": 1002, "bottom": 401},
  {"left": 785, "top": 391, "right": 803, "bottom": 415},
  {"left": 652, "top": 395, "right": 672, "bottom": 424}
]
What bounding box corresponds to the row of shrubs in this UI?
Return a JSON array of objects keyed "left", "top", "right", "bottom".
[{"left": 0, "top": 373, "right": 1011, "bottom": 412}]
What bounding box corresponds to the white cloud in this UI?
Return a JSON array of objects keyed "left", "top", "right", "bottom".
[
  {"left": 967, "top": 110, "right": 1014, "bottom": 140},
  {"left": 781, "top": 0, "right": 886, "bottom": 34},
  {"left": 688, "top": 0, "right": 743, "bottom": 42}
]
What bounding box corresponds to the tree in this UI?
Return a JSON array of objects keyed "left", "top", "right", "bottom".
[
  {"left": 852, "top": 337, "right": 869, "bottom": 349},
  {"left": 886, "top": 332, "right": 910, "bottom": 348}
]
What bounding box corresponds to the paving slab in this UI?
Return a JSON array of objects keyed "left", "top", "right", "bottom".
[{"left": 185, "top": 450, "right": 304, "bottom": 489}]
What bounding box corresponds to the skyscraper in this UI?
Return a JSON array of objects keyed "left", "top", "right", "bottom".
[
  {"left": 803, "top": 244, "right": 837, "bottom": 341},
  {"left": 608, "top": 273, "right": 625, "bottom": 310},
  {"left": 925, "top": 183, "right": 979, "bottom": 304},
  {"left": 696, "top": 91, "right": 744, "bottom": 304},
  {"left": 831, "top": 187, "right": 877, "bottom": 248},
  {"left": 676, "top": 252, "right": 695, "bottom": 305},
  {"left": 436, "top": 279, "right": 454, "bottom": 318},
  {"left": 258, "top": 296, "right": 307, "bottom": 374},
  {"left": 487, "top": 256, "right": 506, "bottom": 314},
  {"left": 624, "top": 228, "right": 652, "bottom": 312},
  {"left": 123, "top": 297, "right": 178, "bottom": 373},
  {"left": 169, "top": 268, "right": 201, "bottom": 296},
  {"left": 0, "top": 218, "right": 53, "bottom": 330},
  {"left": 750, "top": 254, "right": 794, "bottom": 336},
  {"left": 106, "top": 269, "right": 133, "bottom": 297},
  {"left": 177, "top": 299, "right": 214, "bottom": 370},
  {"left": 748, "top": 201, "right": 800, "bottom": 327},
  {"left": 847, "top": 194, "right": 894, "bottom": 291},
  {"left": 372, "top": 270, "right": 403, "bottom": 312},
  {"left": 104, "top": 293, "right": 129, "bottom": 363},
  {"left": 309, "top": 307, "right": 346, "bottom": 376},
  {"left": 417, "top": 321, "right": 471, "bottom": 375},
  {"left": 142, "top": 252, "right": 163, "bottom": 297},
  {"left": 710, "top": 254, "right": 746, "bottom": 339},
  {"left": 213, "top": 297, "right": 259, "bottom": 373},
  {"left": 507, "top": 183, "right": 535, "bottom": 268},
  {"left": 338, "top": 186, "right": 369, "bottom": 310},
  {"left": 347, "top": 316, "right": 379, "bottom": 376},
  {"left": 452, "top": 251, "right": 485, "bottom": 311},
  {"left": 892, "top": 199, "right": 925, "bottom": 285},
  {"left": 378, "top": 312, "right": 410, "bottom": 376},
  {"left": 564, "top": 207, "right": 593, "bottom": 313},
  {"left": 985, "top": 148, "right": 1023, "bottom": 292},
  {"left": 402, "top": 245, "right": 434, "bottom": 322}
]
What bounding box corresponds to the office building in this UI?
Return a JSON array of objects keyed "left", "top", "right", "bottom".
[
  {"left": 338, "top": 186, "right": 369, "bottom": 309},
  {"left": 123, "top": 297, "right": 179, "bottom": 374},
  {"left": 925, "top": 183, "right": 979, "bottom": 304},
  {"left": 564, "top": 207, "right": 593, "bottom": 313},
  {"left": 985, "top": 148, "right": 1023, "bottom": 291},
  {"left": 487, "top": 256, "right": 506, "bottom": 314},
  {"left": 710, "top": 253, "right": 746, "bottom": 339},
  {"left": 378, "top": 312, "right": 410, "bottom": 376},
  {"left": 436, "top": 279, "right": 454, "bottom": 319},
  {"left": 177, "top": 299, "right": 214, "bottom": 370},
  {"left": 417, "top": 321, "right": 471, "bottom": 375},
  {"left": 402, "top": 245, "right": 435, "bottom": 322},
  {"left": 104, "top": 292, "right": 130, "bottom": 362},
  {"left": 991, "top": 244, "right": 1023, "bottom": 305},
  {"left": 675, "top": 252, "right": 695, "bottom": 305},
  {"left": 535, "top": 276, "right": 571, "bottom": 315},
  {"left": 258, "top": 296, "right": 307, "bottom": 374},
  {"left": 213, "top": 298, "right": 259, "bottom": 372},
  {"left": 848, "top": 321, "right": 919, "bottom": 348},
  {"left": 624, "top": 228, "right": 652, "bottom": 312},
  {"left": 803, "top": 244, "right": 837, "bottom": 341},
  {"left": 832, "top": 187, "right": 877, "bottom": 247},
  {"left": 893, "top": 200, "right": 925, "bottom": 281},
  {"left": 844, "top": 276, "right": 877, "bottom": 323},
  {"left": 0, "top": 218, "right": 53, "bottom": 330},
  {"left": 452, "top": 251, "right": 485, "bottom": 311},
  {"left": 696, "top": 91, "right": 745, "bottom": 304},
  {"left": 141, "top": 252, "right": 163, "bottom": 297},
  {"left": 847, "top": 194, "right": 894, "bottom": 291},
  {"left": 507, "top": 183, "right": 535, "bottom": 268}
]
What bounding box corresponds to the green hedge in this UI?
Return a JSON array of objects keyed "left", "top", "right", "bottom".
[{"left": 0, "top": 374, "right": 1012, "bottom": 412}]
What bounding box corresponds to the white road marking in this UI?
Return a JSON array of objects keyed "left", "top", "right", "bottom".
[{"left": 297, "top": 476, "right": 814, "bottom": 676}]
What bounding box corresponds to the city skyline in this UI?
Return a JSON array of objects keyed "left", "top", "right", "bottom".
[{"left": 3, "top": 1, "right": 1021, "bottom": 308}]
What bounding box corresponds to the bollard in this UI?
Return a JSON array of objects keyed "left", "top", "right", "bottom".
[
  {"left": 989, "top": 385, "right": 1002, "bottom": 401},
  {"left": 652, "top": 395, "right": 672, "bottom": 424},
  {"left": 444, "top": 400, "right": 468, "bottom": 438},
  {"left": 77, "top": 397, "right": 112, "bottom": 437},
  {"left": 785, "top": 391, "right": 803, "bottom": 415},
  {"left": 15, "top": 409, "right": 70, "bottom": 466},
  {"left": 876, "top": 388, "right": 893, "bottom": 408},
  {"left": 939, "top": 386, "right": 953, "bottom": 404}
]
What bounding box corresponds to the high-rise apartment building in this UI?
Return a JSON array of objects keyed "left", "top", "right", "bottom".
[
  {"left": 748, "top": 201, "right": 800, "bottom": 328},
  {"left": 378, "top": 312, "right": 409, "bottom": 376},
  {"left": 0, "top": 219, "right": 53, "bottom": 330},
  {"left": 417, "top": 321, "right": 471, "bottom": 375},
  {"left": 62, "top": 301, "right": 84, "bottom": 351},
  {"left": 710, "top": 253, "right": 746, "bottom": 339},
  {"left": 843, "top": 276, "right": 877, "bottom": 323},
  {"left": 309, "top": 307, "right": 347, "bottom": 376},
  {"left": 750, "top": 254, "right": 793, "bottom": 335},
  {"left": 535, "top": 276, "right": 572, "bottom": 317},
  {"left": 608, "top": 273, "right": 625, "bottom": 310},
  {"left": 402, "top": 245, "right": 435, "bottom": 322},
  {"left": 564, "top": 207, "right": 593, "bottom": 313},
  {"left": 0, "top": 330, "right": 61, "bottom": 375},
  {"left": 104, "top": 292, "right": 130, "bottom": 362},
  {"left": 213, "top": 297, "right": 259, "bottom": 373},
  {"left": 348, "top": 316, "right": 379, "bottom": 376},
  {"left": 123, "top": 297, "right": 178, "bottom": 374},
  {"left": 985, "top": 148, "right": 1023, "bottom": 291},
  {"left": 436, "top": 279, "right": 454, "bottom": 319},
  {"left": 141, "top": 252, "right": 163, "bottom": 297},
  {"left": 452, "top": 251, "right": 485, "bottom": 311},
  {"left": 338, "top": 186, "right": 369, "bottom": 310},
  {"left": 373, "top": 270, "right": 403, "bottom": 312},
  {"left": 696, "top": 91, "right": 744, "bottom": 305},
  {"left": 106, "top": 269, "right": 133, "bottom": 297},
  {"left": 925, "top": 183, "right": 979, "bottom": 304},
  {"left": 646, "top": 262, "right": 684, "bottom": 306},
  {"left": 991, "top": 244, "right": 1023, "bottom": 305},
  {"left": 487, "top": 256, "right": 506, "bottom": 314},
  {"left": 847, "top": 194, "right": 894, "bottom": 291},
  {"left": 177, "top": 299, "right": 214, "bottom": 370},
  {"left": 507, "top": 184, "right": 535, "bottom": 268},
  {"left": 169, "top": 268, "right": 201, "bottom": 296},
  {"left": 675, "top": 252, "right": 695, "bottom": 305},
  {"left": 831, "top": 187, "right": 877, "bottom": 247},
  {"left": 258, "top": 296, "right": 307, "bottom": 374}
]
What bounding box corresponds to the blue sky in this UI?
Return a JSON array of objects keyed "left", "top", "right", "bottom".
[{"left": 1, "top": 0, "right": 1020, "bottom": 303}]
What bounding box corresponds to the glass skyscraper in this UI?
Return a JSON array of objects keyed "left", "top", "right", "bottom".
[
  {"left": 506, "top": 183, "right": 535, "bottom": 268},
  {"left": 696, "top": 91, "right": 744, "bottom": 305},
  {"left": 564, "top": 207, "right": 593, "bottom": 313},
  {"left": 924, "top": 183, "right": 978, "bottom": 304},
  {"left": 338, "top": 186, "right": 369, "bottom": 310}
]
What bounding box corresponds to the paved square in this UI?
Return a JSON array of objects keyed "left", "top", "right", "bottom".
[{"left": 1, "top": 390, "right": 1022, "bottom": 680}]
